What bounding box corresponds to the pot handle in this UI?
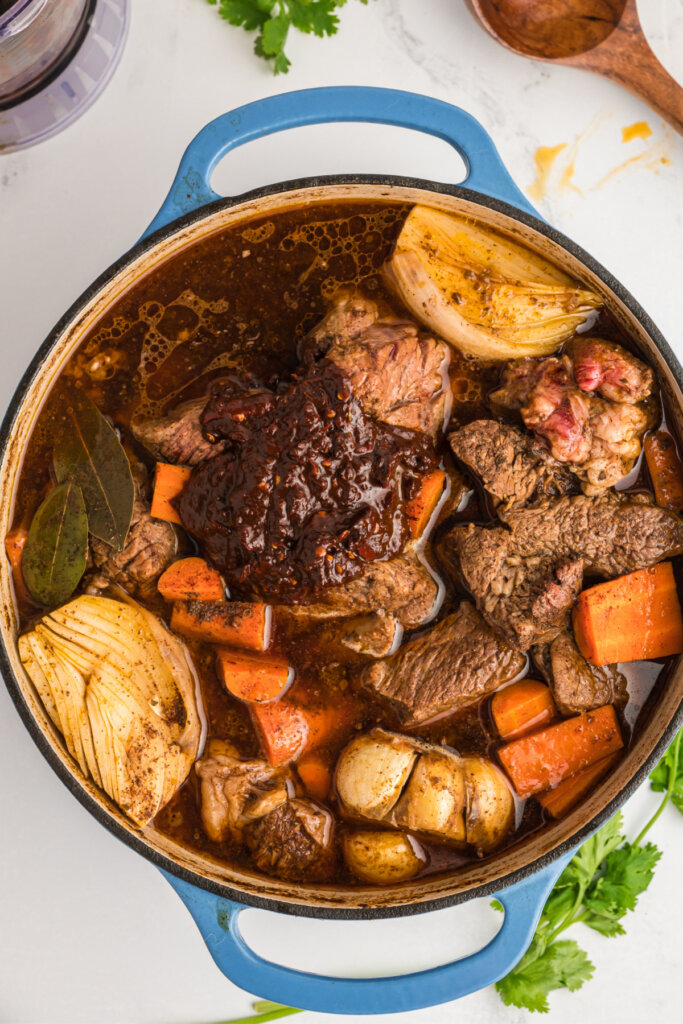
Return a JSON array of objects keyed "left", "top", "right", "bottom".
[
  {"left": 143, "top": 86, "right": 536, "bottom": 239},
  {"left": 160, "top": 854, "right": 570, "bottom": 1014}
]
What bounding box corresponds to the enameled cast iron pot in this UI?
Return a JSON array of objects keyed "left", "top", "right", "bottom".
[{"left": 2, "top": 87, "right": 683, "bottom": 1015}]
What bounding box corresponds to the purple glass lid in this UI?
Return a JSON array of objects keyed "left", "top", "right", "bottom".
[{"left": 0, "top": 0, "right": 128, "bottom": 152}]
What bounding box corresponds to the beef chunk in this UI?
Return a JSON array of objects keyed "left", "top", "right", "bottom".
[
  {"left": 568, "top": 337, "right": 654, "bottom": 404},
  {"left": 535, "top": 631, "right": 627, "bottom": 715},
  {"left": 443, "top": 492, "right": 683, "bottom": 649},
  {"left": 336, "top": 613, "right": 402, "bottom": 658},
  {"left": 195, "top": 739, "right": 291, "bottom": 844},
  {"left": 449, "top": 419, "right": 575, "bottom": 512},
  {"left": 305, "top": 292, "right": 450, "bottom": 437},
  {"left": 302, "top": 291, "right": 380, "bottom": 362},
  {"left": 245, "top": 798, "right": 337, "bottom": 882},
  {"left": 361, "top": 601, "right": 526, "bottom": 725},
  {"left": 88, "top": 462, "right": 177, "bottom": 597},
  {"left": 131, "top": 397, "right": 224, "bottom": 466},
  {"left": 490, "top": 344, "right": 654, "bottom": 495},
  {"left": 278, "top": 554, "right": 439, "bottom": 629}
]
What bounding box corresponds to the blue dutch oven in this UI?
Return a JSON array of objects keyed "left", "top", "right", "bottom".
[{"left": 1, "top": 87, "right": 682, "bottom": 1016}]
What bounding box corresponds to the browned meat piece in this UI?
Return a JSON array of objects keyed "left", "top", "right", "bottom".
[
  {"left": 195, "top": 739, "right": 292, "bottom": 844},
  {"left": 449, "top": 419, "right": 575, "bottom": 512},
  {"left": 362, "top": 602, "right": 526, "bottom": 725},
  {"left": 491, "top": 356, "right": 592, "bottom": 463},
  {"left": 88, "top": 462, "right": 177, "bottom": 597},
  {"left": 490, "top": 347, "right": 654, "bottom": 495},
  {"left": 305, "top": 292, "right": 450, "bottom": 437},
  {"left": 568, "top": 337, "right": 654, "bottom": 404},
  {"left": 302, "top": 291, "right": 380, "bottom": 361},
  {"left": 535, "top": 631, "right": 628, "bottom": 716},
  {"left": 278, "top": 554, "right": 440, "bottom": 630},
  {"left": 131, "top": 397, "right": 224, "bottom": 466},
  {"left": 245, "top": 798, "right": 338, "bottom": 882},
  {"left": 443, "top": 492, "right": 683, "bottom": 649},
  {"left": 503, "top": 492, "right": 683, "bottom": 577}
]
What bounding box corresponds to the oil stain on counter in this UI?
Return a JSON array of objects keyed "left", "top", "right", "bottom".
[{"left": 528, "top": 120, "right": 672, "bottom": 203}]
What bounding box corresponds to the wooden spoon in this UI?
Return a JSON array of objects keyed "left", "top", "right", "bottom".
[{"left": 466, "top": 0, "right": 683, "bottom": 133}]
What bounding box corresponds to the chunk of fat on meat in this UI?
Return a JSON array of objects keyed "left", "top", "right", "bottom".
[
  {"left": 244, "top": 798, "right": 338, "bottom": 882},
  {"left": 301, "top": 291, "right": 380, "bottom": 361}
]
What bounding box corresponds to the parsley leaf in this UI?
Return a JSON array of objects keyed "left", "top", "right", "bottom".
[
  {"left": 208, "top": 0, "right": 371, "bottom": 74},
  {"left": 495, "top": 728, "right": 682, "bottom": 1014}
]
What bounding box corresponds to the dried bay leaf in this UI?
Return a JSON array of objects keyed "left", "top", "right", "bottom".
[
  {"left": 54, "top": 388, "right": 134, "bottom": 551},
  {"left": 22, "top": 480, "right": 88, "bottom": 606}
]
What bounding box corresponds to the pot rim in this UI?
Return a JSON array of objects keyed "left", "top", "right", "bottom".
[{"left": 2, "top": 172, "right": 683, "bottom": 920}]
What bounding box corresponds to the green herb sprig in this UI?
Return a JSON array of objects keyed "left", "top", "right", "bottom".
[
  {"left": 206, "top": 0, "right": 369, "bottom": 74},
  {"left": 495, "top": 728, "right": 683, "bottom": 1012}
]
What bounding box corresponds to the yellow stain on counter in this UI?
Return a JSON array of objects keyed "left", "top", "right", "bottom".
[
  {"left": 528, "top": 144, "right": 567, "bottom": 202},
  {"left": 622, "top": 121, "right": 652, "bottom": 143}
]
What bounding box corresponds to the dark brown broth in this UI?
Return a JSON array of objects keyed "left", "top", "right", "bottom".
[{"left": 12, "top": 199, "right": 676, "bottom": 886}]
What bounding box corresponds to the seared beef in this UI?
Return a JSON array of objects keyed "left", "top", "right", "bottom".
[
  {"left": 278, "top": 554, "right": 439, "bottom": 629},
  {"left": 302, "top": 291, "right": 380, "bottom": 361},
  {"left": 131, "top": 397, "right": 223, "bottom": 466},
  {"left": 501, "top": 492, "right": 683, "bottom": 577},
  {"left": 305, "top": 292, "right": 450, "bottom": 437},
  {"left": 490, "top": 343, "right": 654, "bottom": 495},
  {"left": 361, "top": 601, "right": 526, "bottom": 725},
  {"left": 535, "top": 631, "right": 627, "bottom": 715},
  {"left": 567, "top": 337, "right": 654, "bottom": 404},
  {"left": 88, "top": 462, "right": 177, "bottom": 597},
  {"left": 449, "top": 420, "right": 575, "bottom": 512},
  {"left": 336, "top": 613, "right": 402, "bottom": 658},
  {"left": 245, "top": 798, "right": 337, "bottom": 882},
  {"left": 443, "top": 492, "right": 683, "bottom": 649}
]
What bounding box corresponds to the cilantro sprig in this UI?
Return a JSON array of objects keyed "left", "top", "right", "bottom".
[
  {"left": 495, "top": 727, "right": 683, "bottom": 1012},
  {"left": 207, "top": 1, "right": 369, "bottom": 74}
]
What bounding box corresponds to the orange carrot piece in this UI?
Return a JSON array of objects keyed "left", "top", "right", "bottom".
[
  {"left": 539, "top": 753, "right": 620, "bottom": 819},
  {"left": 297, "top": 753, "right": 332, "bottom": 802},
  {"left": 158, "top": 557, "right": 225, "bottom": 602},
  {"left": 573, "top": 562, "right": 683, "bottom": 666},
  {"left": 498, "top": 705, "right": 623, "bottom": 798},
  {"left": 5, "top": 525, "right": 32, "bottom": 606},
  {"left": 406, "top": 469, "right": 447, "bottom": 538},
  {"left": 251, "top": 688, "right": 357, "bottom": 767},
  {"left": 171, "top": 600, "right": 269, "bottom": 651},
  {"left": 216, "top": 647, "right": 292, "bottom": 704},
  {"left": 644, "top": 431, "right": 683, "bottom": 511},
  {"left": 150, "top": 463, "right": 192, "bottom": 524},
  {"left": 491, "top": 680, "right": 556, "bottom": 741}
]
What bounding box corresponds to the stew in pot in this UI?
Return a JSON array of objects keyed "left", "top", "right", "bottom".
[{"left": 8, "top": 199, "right": 683, "bottom": 887}]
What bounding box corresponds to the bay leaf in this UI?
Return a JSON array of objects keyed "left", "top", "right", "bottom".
[
  {"left": 22, "top": 480, "right": 88, "bottom": 607},
  {"left": 54, "top": 388, "right": 134, "bottom": 551}
]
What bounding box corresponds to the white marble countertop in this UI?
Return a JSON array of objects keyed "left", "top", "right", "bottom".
[{"left": 1, "top": 2, "right": 682, "bottom": 1022}]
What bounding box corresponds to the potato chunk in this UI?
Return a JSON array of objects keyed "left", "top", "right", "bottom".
[
  {"left": 343, "top": 830, "right": 425, "bottom": 884},
  {"left": 463, "top": 756, "right": 515, "bottom": 853},
  {"left": 335, "top": 733, "right": 417, "bottom": 820},
  {"left": 391, "top": 752, "right": 466, "bottom": 843}
]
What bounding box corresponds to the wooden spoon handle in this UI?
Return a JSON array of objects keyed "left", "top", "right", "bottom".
[{"left": 575, "top": 0, "right": 683, "bottom": 133}]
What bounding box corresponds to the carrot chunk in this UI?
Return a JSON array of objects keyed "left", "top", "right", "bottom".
[
  {"left": 150, "top": 463, "right": 192, "bottom": 524},
  {"left": 297, "top": 753, "right": 333, "bottom": 802},
  {"left": 216, "top": 647, "right": 292, "bottom": 703},
  {"left": 158, "top": 557, "right": 225, "bottom": 602},
  {"left": 498, "top": 705, "right": 623, "bottom": 798},
  {"left": 171, "top": 600, "right": 269, "bottom": 651},
  {"left": 491, "top": 679, "right": 556, "bottom": 741},
  {"left": 573, "top": 562, "right": 683, "bottom": 666},
  {"left": 5, "top": 524, "right": 32, "bottom": 606},
  {"left": 406, "top": 469, "right": 447, "bottom": 538},
  {"left": 251, "top": 686, "right": 357, "bottom": 766},
  {"left": 644, "top": 431, "right": 683, "bottom": 511},
  {"left": 539, "top": 753, "right": 620, "bottom": 819}
]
